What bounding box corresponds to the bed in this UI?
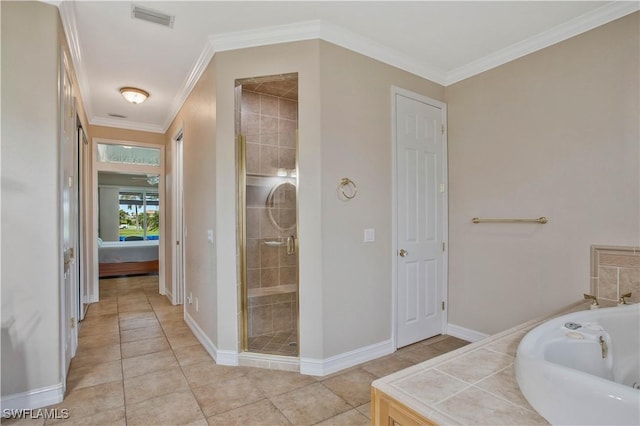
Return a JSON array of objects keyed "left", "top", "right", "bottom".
[{"left": 98, "top": 240, "right": 159, "bottom": 277}]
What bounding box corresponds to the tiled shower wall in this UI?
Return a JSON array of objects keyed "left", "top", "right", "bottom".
[
  {"left": 591, "top": 245, "right": 640, "bottom": 303},
  {"left": 241, "top": 87, "right": 299, "bottom": 339}
]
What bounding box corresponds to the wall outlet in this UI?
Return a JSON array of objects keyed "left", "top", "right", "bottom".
[
  {"left": 207, "top": 229, "right": 214, "bottom": 244},
  {"left": 364, "top": 228, "right": 375, "bottom": 242}
]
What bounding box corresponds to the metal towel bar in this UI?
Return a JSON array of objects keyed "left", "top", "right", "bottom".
[{"left": 472, "top": 217, "right": 548, "bottom": 224}]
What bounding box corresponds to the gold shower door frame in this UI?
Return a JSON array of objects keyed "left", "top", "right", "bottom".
[{"left": 236, "top": 76, "right": 299, "bottom": 356}]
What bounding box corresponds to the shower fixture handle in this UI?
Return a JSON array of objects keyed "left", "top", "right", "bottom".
[{"left": 286, "top": 235, "right": 296, "bottom": 255}]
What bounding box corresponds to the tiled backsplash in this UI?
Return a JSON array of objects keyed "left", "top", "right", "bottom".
[{"left": 591, "top": 245, "right": 640, "bottom": 303}]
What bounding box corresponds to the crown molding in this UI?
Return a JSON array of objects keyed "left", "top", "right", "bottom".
[
  {"left": 58, "top": 1, "right": 95, "bottom": 120},
  {"left": 161, "top": 40, "right": 216, "bottom": 133},
  {"left": 446, "top": 1, "right": 640, "bottom": 85},
  {"left": 209, "top": 20, "right": 323, "bottom": 53},
  {"left": 60, "top": 2, "right": 639, "bottom": 134},
  {"left": 207, "top": 19, "right": 448, "bottom": 85},
  {"left": 91, "top": 117, "right": 165, "bottom": 134},
  {"left": 317, "top": 20, "right": 448, "bottom": 85}
]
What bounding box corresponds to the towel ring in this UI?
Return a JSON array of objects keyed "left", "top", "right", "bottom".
[{"left": 339, "top": 178, "right": 357, "bottom": 200}]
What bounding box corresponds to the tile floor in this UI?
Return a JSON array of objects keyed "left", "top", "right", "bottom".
[
  {"left": 30, "top": 275, "right": 468, "bottom": 425},
  {"left": 247, "top": 330, "right": 298, "bottom": 357}
]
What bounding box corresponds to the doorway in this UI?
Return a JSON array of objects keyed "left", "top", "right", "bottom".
[
  {"left": 393, "top": 87, "right": 448, "bottom": 348},
  {"left": 91, "top": 139, "right": 165, "bottom": 301},
  {"left": 236, "top": 73, "right": 300, "bottom": 357}
]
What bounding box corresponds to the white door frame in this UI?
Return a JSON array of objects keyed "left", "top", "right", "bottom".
[
  {"left": 390, "top": 86, "right": 448, "bottom": 350},
  {"left": 77, "top": 121, "right": 89, "bottom": 320},
  {"left": 59, "top": 47, "right": 78, "bottom": 390},
  {"left": 90, "top": 138, "right": 165, "bottom": 301},
  {"left": 171, "top": 130, "right": 185, "bottom": 305}
]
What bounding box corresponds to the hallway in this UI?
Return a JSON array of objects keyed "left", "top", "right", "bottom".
[{"left": 46, "top": 275, "right": 467, "bottom": 425}]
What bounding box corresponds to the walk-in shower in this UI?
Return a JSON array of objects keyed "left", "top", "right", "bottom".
[{"left": 236, "top": 73, "right": 299, "bottom": 357}]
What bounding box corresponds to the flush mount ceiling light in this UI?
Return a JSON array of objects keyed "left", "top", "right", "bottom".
[{"left": 120, "top": 87, "right": 149, "bottom": 104}]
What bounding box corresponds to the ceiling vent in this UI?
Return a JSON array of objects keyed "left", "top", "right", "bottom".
[{"left": 131, "top": 5, "right": 174, "bottom": 28}]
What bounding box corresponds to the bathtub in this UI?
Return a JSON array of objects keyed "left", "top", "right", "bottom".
[{"left": 515, "top": 303, "right": 639, "bottom": 425}]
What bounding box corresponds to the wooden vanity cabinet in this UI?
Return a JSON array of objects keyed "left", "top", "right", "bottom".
[{"left": 371, "top": 387, "right": 437, "bottom": 426}]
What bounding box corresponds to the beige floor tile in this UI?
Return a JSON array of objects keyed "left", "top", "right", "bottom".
[
  {"left": 47, "top": 381, "right": 123, "bottom": 420},
  {"left": 207, "top": 399, "right": 291, "bottom": 426},
  {"left": 321, "top": 368, "right": 377, "bottom": 407},
  {"left": 124, "top": 366, "right": 190, "bottom": 405},
  {"left": 118, "top": 316, "right": 159, "bottom": 331},
  {"left": 117, "top": 303, "right": 152, "bottom": 314},
  {"left": 173, "top": 345, "right": 213, "bottom": 367},
  {"left": 116, "top": 295, "right": 149, "bottom": 306},
  {"left": 121, "top": 336, "right": 170, "bottom": 359},
  {"left": 248, "top": 368, "right": 317, "bottom": 398},
  {"left": 65, "top": 276, "right": 476, "bottom": 426},
  {"left": 121, "top": 349, "right": 178, "bottom": 379},
  {"left": 2, "top": 416, "right": 45, "bottom": 425},
  {"left": 85, "top": 302, "right": 118, "bottom": 318},
  {"left": 77, "top": 321, "right": 119, "bottom": 338},
  {"left": 70, "top": 343, "right": 121, "bottom": 369},
  {"left": 147, "top": 294, "right": 173, "bottom": 307},
  {"left": 77, "top": 332, "right": 120, "bottom": 350},
  {"left": 316, "top": 408, "right": 370, "bottom": 425},
  {"left": 361, "top": 354, "right": 414, "bottom": 378},
  {"left": 156, "top": 310, "right": 185, "bottom": 323},
  {"left": 356, "top": 402, "right": 371, "bottom": 419},
  {"left": 166, "top": 331, "right": 201, "bottom": 349},
  {"left": 44, "top": 407, "right": 125, "bottom": 425},
  {"left": 120, "top": 324, "right": 164, "bottom": 343},
  {"left": 191, "top": 375, "right": 265, "bottom": 417},
  {"left": 125, "top": 391, "right": 205, "bottom": 426},
  {"left": 431, "top": 336, "right": 469, "bottom": 352},
  {"left": 270, "top": 382, "right": 351, "bottom": 425},
  {"left": 66, "top": 360, "right": 123, "bottom": 392},
  {"left": 163, "top": 323, "right": 192, "bottom": 337},
  {"left": 117, "top": 311, "right": 156, "bottom": 322},
  {"left": 395, "top": 344, "right": 445, "bottom": 364},
  {"left": 181, "top": 361, "right": 247, "bottom": 388},
  {"left": 79, "top": 316, "right": 116, "bottom": 330}
]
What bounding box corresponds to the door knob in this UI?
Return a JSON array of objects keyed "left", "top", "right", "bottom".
[{"left": 399, "top": 249, "right": 408, "bottom": 257}]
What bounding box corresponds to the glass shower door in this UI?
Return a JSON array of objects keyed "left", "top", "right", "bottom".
[{"left": 237, "top": 73, "right": 299, "bottom": 357}]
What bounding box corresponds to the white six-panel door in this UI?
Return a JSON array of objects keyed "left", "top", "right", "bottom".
[{"left": 395, "top": 91, "right": 446, "bottom": 348}]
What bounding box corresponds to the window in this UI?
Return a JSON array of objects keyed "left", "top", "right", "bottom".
[
  {"left": 97, "top": 143, "right": 160, "bottom": 166},
  {"left": 119, "top": 190, "right": 159, "bottom": 240}
]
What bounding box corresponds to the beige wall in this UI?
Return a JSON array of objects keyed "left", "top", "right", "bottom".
[
  {"left": 90, "top": 125, "right": 165, "bottom": 145},
  {"left": 167, "top": 39, "right": 447, "bottom": 362},
  {"left": 98, "top": 187, "right": 120, "bottom": 241},
  {"left": 445, "top": 12, "right": 640, "bottom": 334},
  {"left": 317, "top": 41, "right": 444, "bottom": 357},
  {"left": 165, "top": 55, "right": 219, "bottom": 345},
  {"left": 1, "top": 1, "right": 90, "bottom": 398}
]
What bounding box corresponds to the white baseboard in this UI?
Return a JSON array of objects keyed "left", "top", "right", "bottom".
[
  {"left": 238, "top": 352, "right": 299, "bottom": 372},
  {"left": 183, "top": 312, "right": 239, "bottom": 366},
  {"left": 0, "top": 383, "right": 64, "bottom": 411},
  {"left": 300, "top": 339, "right": 394, "bottom": 376},
  {"left": 447, "top": 323, "right": 490, "bottom": 343}
]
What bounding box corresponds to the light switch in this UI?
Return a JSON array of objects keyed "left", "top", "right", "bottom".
[
  {"left": 364, "top": 228, "right": 375, "bottom": 242},
  {"left": 207, "top": 230, "right": 214, "bottom": 244}
]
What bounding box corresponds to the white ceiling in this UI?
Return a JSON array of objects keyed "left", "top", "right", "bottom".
[{"left": 57, "top": 1, "right": 639, "bottom": 134}]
